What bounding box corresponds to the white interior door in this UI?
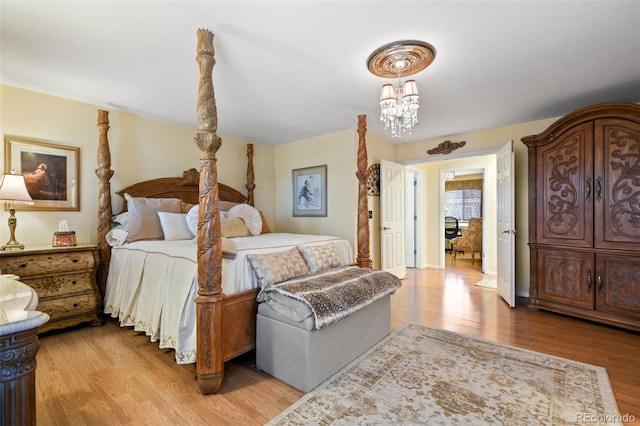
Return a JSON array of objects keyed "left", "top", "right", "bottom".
[
  {"left": 381, "top": 159, "right": 406, "bottom": 278},
  {"left": 496, "top": 140, "right": 516, "bottom": 307},
  {"left": 406, "top": 170, "right": 416, "bottom": 268}
]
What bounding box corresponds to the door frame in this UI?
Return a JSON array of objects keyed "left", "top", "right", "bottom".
[
  {"left": 440, "top": 167, "right": 487, "bottom": 272},
  {"left": 405, "top": 168, "right": 423, "bottom": 269}
]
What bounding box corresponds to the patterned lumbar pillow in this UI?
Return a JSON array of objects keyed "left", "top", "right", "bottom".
[
  {"left": 247, "top": 248, "right": 310, "bottom": 287},
  {"left": 297, "top": 242, "right": 343, "bottom": 274}
]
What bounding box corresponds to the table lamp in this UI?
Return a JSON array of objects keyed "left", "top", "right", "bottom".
[{"left": 0, "top": 171, "right": 34, "bottom": 250}]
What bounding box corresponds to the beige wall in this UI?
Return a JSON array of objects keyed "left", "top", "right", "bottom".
[
  {"left": 274, "top": 129, "right": 359, "bottom": 252},
  {"left": 0, "top": 85, "right": 275, "bottom": 247},
  {"left": 3, "top": 83, "right": 571, "bottom": 297}
]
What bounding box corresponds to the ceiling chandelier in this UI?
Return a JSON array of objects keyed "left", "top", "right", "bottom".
[{"left": 367, "top": 40, "right": 436, "bottom": 138}]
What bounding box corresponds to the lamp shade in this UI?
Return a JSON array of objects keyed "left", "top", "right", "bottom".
[
  {"left": 0, "top": 173, "right": 35, "bottom": 205},
  {"left": 402, "top": 80, "right": 419, "bottom": 98},
  {"left": 380, "top": 84, "right": 396, "bottom": 102}
]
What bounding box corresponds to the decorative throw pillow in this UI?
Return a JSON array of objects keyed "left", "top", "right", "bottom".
[
  {"left": 297, "top": 242, "right": 343, "bottom": 274},
  {"left": 247, "top": 248, "right": 310, "bottom": 287},
  {"left": 124, "top": 193, "right": 182, "bottom": 242},
  {"left": 186, "top": 204, "right": 199, "bottom": 237},
  {"left": 181, "top": 201, "right": 196, "bottom": 214},
  {"left": 227, "top": 203, "right": 262, "bottom": 236},
  {"left": 259, "top": 211, "right": 272, "bottom": 234},
  {"left": 221, "top": 217, "right": 251, "bottom": 238},
  {"left": 157, "top": 212, "right": 194, "bottom": 240},
  {"left": 111, "top": 212, "right": 129, "bottom": 231},
  {"left": 220, "top": 200, "right": 239, "bottom": 212}
]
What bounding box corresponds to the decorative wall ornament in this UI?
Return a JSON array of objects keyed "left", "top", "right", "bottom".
[
  {"left": 427, "top": 140, "right": 466, "bottom": 155},
  {"left": 367, "top": 163, "right": 381, "bottom": 196}
]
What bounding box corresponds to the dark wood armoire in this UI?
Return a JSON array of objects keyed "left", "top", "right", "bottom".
[{"left": 522, "top": 102, "right": 640, "bottom": 331}]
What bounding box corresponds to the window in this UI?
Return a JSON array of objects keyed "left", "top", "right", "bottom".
[{"left": 445, "top": 179, "right": 483, "bottom": 221}]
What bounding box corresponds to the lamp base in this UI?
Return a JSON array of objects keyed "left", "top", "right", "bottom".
[
  {"left": 1, "top": 240, "right": 25, "bottom": 250},
  {"left": 2, "top": 208, "right": 25, "bottom": 250}
]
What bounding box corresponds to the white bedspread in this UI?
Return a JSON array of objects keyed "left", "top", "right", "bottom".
[{"left": 103, "top": 233, "right": 353, "bottom": 364}]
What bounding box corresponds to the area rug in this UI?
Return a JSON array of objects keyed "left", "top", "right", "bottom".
[
  {"left": 268, "top": 323, "right": 621, "bottom": 425},
  {"left": 474, "top": 275, "right": 497, "bottom": 288}
]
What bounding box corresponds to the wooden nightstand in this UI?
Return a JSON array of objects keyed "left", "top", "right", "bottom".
[{"left": 0, "top": 244, "right": 103, "bottom": 333}]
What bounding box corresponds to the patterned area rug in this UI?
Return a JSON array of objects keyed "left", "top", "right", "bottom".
[
  {"left": 474, "top": 275, "right": 497, "bottom": 288},
  {"left": 268, "top": 323, "right": 621, "bottom": 425}
]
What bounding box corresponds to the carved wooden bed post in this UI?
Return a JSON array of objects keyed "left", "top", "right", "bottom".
[
  {"left": 355, "top": 115, "right": 372, "bottom": 268},
  {"left": 246, "top": 143, "right": 255, "bottom": 206},
  {"left": 194, "top": 28, "right": 224, "bottom": 394},
  {"left": 95, "top": 109, "right": 114, "bottom": 300}
]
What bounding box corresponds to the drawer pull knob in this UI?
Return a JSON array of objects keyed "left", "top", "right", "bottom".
[
  {"left": 73, "top": 303, "right": 79, "bottom": 308},
  {"left": 72, "top": 281, "right": 77, "bottom": 285},
  {"left": 72, "top": 258, "right": 79, "bottom": 263},
  {"left": 20, "top": 262, "right": 27, "bottom": 268}
]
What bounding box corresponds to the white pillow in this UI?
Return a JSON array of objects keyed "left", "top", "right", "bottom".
[
  {"left": 186, "top": 205, "right": 232, "bottom": 239},
  {"left": 105, "top": 229, "right": 128, "bottom": 247},
  {"left": 186, "top": 204, "right": 199, "bottom": 237},
  {"left": 158, "top": 212, "right": 194, "bottom": 240},
  {"left": 111, "top": 212, "right": 129, "bottom": 231},
  {"left": 227, "top": 203, "right": 262, "bottom": 236}
]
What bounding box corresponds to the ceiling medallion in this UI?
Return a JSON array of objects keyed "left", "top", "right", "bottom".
[{"left": 367, "top": 40, "right": 436, "bottom": 78}]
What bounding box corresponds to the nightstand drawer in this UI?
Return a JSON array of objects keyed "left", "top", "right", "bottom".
[
  {"left": 20, "top": 271, "right": 95, "bottom": 299},
  {"left": 0, "top": 244, "right": 102, "bottom": 334},
  {"left": 37, "top": 293, "right": 98, "bottom": 322},
  {"left": 0, "top": 250, "right": 96, "bottom": 277}
]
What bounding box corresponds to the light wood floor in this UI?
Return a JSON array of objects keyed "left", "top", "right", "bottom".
[{"left": 35, "top": 259, "right": 640, "bottom": 425}]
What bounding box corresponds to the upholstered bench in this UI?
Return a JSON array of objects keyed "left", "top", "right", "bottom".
[{"left": 256, "top": 294, "right": 392, "bottom": 392}]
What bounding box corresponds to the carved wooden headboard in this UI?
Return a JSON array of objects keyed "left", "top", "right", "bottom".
[{"left": 114, "top": 168, "right": 247, "bottom": 212}]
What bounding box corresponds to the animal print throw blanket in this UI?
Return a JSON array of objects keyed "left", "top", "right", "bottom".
[{"left": 257, "top": 266, "right": 402, "bottom": 329}]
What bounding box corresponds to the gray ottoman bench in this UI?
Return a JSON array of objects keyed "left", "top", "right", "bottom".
[{"left": 256, "top": 294, "right": 391, "bottom": 392}]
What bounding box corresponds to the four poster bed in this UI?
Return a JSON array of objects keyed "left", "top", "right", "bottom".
[{"left": 94, "top": 29, "right": 378, "bottom": 394}]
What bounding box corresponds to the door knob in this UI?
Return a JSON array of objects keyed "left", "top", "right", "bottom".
[{"left": 383, "top": 227, "right": 391, "bottom": 230}]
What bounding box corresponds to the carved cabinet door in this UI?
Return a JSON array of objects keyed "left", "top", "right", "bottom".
[
  {"left": 535, "top": 122, "right": 594, "bottom": 248},
  {"left": 594, "top": 118, "right": 640, "bottom": 251},
  {"left": 537, "top": 248, "right": 594, "bottom": 309},
  {"left": 595, "top": 254, "right": 640, "bottom": 320}
]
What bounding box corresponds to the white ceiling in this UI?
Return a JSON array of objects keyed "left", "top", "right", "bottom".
[{"left": 2, "top": 1, "right": 639, "bottom": 146}]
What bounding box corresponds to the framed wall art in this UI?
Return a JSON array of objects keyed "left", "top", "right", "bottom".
[
  {"left": 293, "top": 165, "right": 327, "bottom": 217},
  {"left": 4, "top": 136, "right": 80, "bottom": 211}
]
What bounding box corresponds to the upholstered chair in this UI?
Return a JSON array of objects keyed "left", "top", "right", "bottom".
[{"left": 452, "top": 217, "right": 483, "bottom": 263}]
